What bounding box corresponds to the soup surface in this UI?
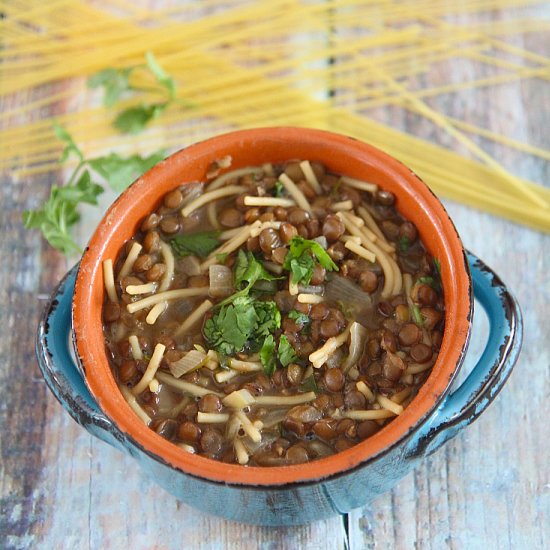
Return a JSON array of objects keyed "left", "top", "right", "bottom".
[{"left": 102, "top": 159, "right": 445, "bottom": 466}]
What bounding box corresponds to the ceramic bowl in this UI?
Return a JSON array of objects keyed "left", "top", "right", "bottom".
[{"left": 37, "top": 127, "right": 522, "bottom": 525}]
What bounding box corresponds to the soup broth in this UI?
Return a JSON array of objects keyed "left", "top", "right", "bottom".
[{"left": 102, "top": 159, "right": 445, "bottom": 466}]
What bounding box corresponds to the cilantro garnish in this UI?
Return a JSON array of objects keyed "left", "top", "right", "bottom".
[
  {"left": 23, "top": 53, "right": 177, "bottom": 256},
  {"left": 433, "top": 258, "right": 442, "bottom": 278},
  {"left": 205, "top": 252, "right": 283, "bottom": 366},
  {"left": 398, "top": 235, "right": 410, "bottom": 252},
  {"left": 88, "top": 66, "right": 133, "bottom": 108},
  {"left": 283, "top": 236, "right": 338, "bottom": 284},
  {"left": 288, "top": 310, "right": 310, "bottom": 327},
  {"left": 89, "top": 52, "right": 178, "bottom": 134},
  {"left": 299, "top": 375, "right": 319, "bottom": 393},
  {"left": 217, "top": 250, "right": 279, "bottom": 307},
  {"left": 410, "top": 304, "right": 424, "bottom": 326},
  {"left": 273, "top": 180, "right": 285, "bottom": 197},
  {"left": 277, "top": 335, "right": 299, "bottom": 367},
  {"left": 88, "top": 150, "right": 165, "bottom": 193},
  {"left": 22, "top": 169, "right": 103, "bottom": 255},
  {"left": 418, "top": 258, "right": 442, "bottom": 293},
  {"left": 203, "top": 296, "right": 281, "bottom": 358},
  {"left": 170, "top": 231, "right": 221, "bottom": 258},
  {"left": 23, "top": 123, "right": 164, "bottom": 255},
  {"left": 260, "top": 335, "right": 277, "bottom": 376}
]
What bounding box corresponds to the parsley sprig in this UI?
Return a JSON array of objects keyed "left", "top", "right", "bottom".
[
  {"left": 22, "top": 123, "right": 165, "bottom": 255},
  {"left": 89, "top": 52, "right": 178, "bottom": 134},
  {"left": 283, "top": 236, "right": 339, "bottom": 284},
  {"left": 203, "top": 250, "right": 300, "bottom": 375},
  {"left": 203, "top": 296, "right": 281, "bottom": 358},
  {"left": 24, "top": 52, "right": 179, "bottom": 255},
  {"left": 217, "top": 249, "right": 280, "bottom": 308},
  {"left": 170, "top": 231, "right": 221, "bottom": 258}
]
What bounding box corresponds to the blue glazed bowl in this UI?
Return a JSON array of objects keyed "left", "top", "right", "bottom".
[{"left": 36, "top": 128, "right": 522, "bottom": 525}]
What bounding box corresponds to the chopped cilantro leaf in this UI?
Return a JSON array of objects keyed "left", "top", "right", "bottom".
[
  {"left": 288, "top": 310, "right": 310, "bottom": 327},
  {"left": 260, "top": 335, "right": 276, "bottom": 376},
  {"left": 22, "top": 168, "right": 103, "bottom": 255},
  {"left": 283, "top": 236, "right": 338, "bottom": 284},
  {"left": 113, "top": 103, "right": 166, "bottom": 134},
  {"left": 398, "top": 235, "right": 410, "bottom": 252},
  {"left": 145, "top": 51, "right": 176, "bottom": 100},
  {"left": 299, "top": 375, "right": 318, "bottom": 393},
  {"left": 234, "top": 249, "right": 278, "bottom": 290},
  {"left": 170, "top": 231, "right": 221, "bottom": 258},
  {"left": 204, "top": 296, "right": 281, "bottom": 357},
  {"left": 88, "top": 150, "right": 165, "bottom": 192},
  {"left": 288, "top": 254, "right": 315, "bottom": 285},
  {"left": 277, "top": 335, "right": 298, "bottom": 367},
  {"left": 215, "top": 252, "right": 229, "bottom": 263},
  {"left": 254, "top": 301, "right": 282, "bottom": 340},
  {"left": 418, "top": 275, "right": 441, "bottom": 293},
  {"left": 88, "top": 66, "right": 133, "bottom": 107},
  {"left": 273, "top": 180, "right": 285, "bottom": 197},
  {"left": 433, "top": 258, "right": 442, "bottom": 277},
  {"left": 53, "top": 122, "right": 84, "bottom": 163},
  {"left": 410, "top": 304, "right": 424, "bottom": 326}
]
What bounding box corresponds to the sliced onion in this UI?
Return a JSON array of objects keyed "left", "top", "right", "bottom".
[
  {"left": 179, "top": 255, "right": 201, "bottom": 276},
  {"left": 259, "top": 409, "right": 290, "bottom": 428},
  {"left": 326, "top": 276, "right": 372, "bottom": 307},
  {"left": 168, "top": 349, "right": 207, "bottom": 378},
  {"left": 209, "top": 264, "right": 233, "bottom": 297},
  {"left": 180, "top": 182, "right": 204, "bottom": 207},
  {"left": 242, "top": 432, "right": 278, "bottom": 455},
  {"left": 342, "top": 321, "right": 368, "bottom": 373},
  {"left": 313, "top": 235, "right": 328, "bottom": 249},
  {"left": 307, "top": 440, "right": 334, "bottom": 458},
  {"left": 297, "top": 284, "right": 324, "bottom": 294},
  {"left": 326, "top": 347, "right": 345, "bottom": 370}
]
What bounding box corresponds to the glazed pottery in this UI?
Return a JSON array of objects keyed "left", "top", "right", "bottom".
[{"left": 36, "top": 128, "right": 522, "bottom": 525}]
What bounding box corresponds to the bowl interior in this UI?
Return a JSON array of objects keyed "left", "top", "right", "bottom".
[{"left": 73, "top": 127, "right": 472, "bottom": 485}]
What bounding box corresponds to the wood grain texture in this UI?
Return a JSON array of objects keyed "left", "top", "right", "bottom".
[{"left": 1, "top": 3, "right": 549, "bottom": 550}]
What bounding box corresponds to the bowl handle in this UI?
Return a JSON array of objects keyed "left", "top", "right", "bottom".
[
  {"left": 36, "top": 265, "right": 128, "bottom": 453},
  {"left": 407, "top": 251, "right": 523, "bottom": 457}
]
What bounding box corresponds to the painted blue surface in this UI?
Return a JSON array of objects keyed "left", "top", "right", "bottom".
[{"left": 36, "top": 253, "right": 522, "bottom": 526}]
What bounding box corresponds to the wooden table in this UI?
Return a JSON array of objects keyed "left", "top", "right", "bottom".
[{"left": 1, "top": 3, "right": 549, "bottom": 549}]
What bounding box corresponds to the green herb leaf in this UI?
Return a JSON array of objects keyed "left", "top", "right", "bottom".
[
  {"left": 215, "top": 252, "right": 229, "bottom": 263},
  {"left": 54, "top": 122, "right": 83, "bottom": 163},
  {"left": 88, "top": 150, "right": 165, "bottom": 193},
  {"left": 234, "top": 250, "right": 279, "bottom": 291},
  {"left": 288, "top": 310, "right": 310, "bottom": 327},
  {"left": 299, "top": 375, "right": 318, "bottom": 393},
  {"left": 418, "top": 275, "right": 441, "bottom": 293},
  {"left": 273, "top": 180, "right": 285, "bottom": 197},
  {"left": 283, "top": 236, "right": 338, "bottom": 284},
  {"left": 410, "top": 304, "right": 424, "bottom": 326},
  {"left": 88, "top": 67, "right": 134, "bottom": 107},
  {"left": 145, "top": 52, "right": 176, "bottom": 100},
  {"left": 170, "top": 231, "right": 221, "bottom": 258},
  {"left": 204, "top": 296, "right": 281, "bottom": 357},
  {"left": 277, "top": 335, "right": 299, "bottom": 367},
  {"left": 22, "top": 169, "right": 103, "bottom": 255},
  {"left": 398, "top": 235, "right": 410, "bottom": 252},
  {"left": 288, "top": 254, "right": 315, "bottom": 285},
  {"left": 260, "top": 335, "right": 277, "bottom": 376},
  {"left": 113, "top": 103, "right": 166, "bottom": 134},
  {"left": 255, "top": 301, "right": 281, "bottom": 339},
  {"left": 433, "top": 258, "right": 441, "bottom": 278}
]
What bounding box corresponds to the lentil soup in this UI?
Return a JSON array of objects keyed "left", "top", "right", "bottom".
[{"left": 102, "top": 159, "right": 445, "bottom": 466}]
